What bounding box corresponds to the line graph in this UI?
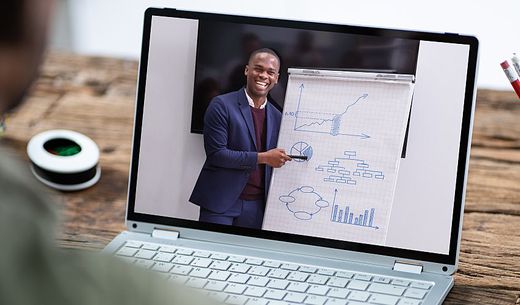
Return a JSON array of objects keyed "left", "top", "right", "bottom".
[{"left": 293, "top": 84, "right": 370, "bottom": 138}]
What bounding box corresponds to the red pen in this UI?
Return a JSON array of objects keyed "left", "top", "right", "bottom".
[{"left": 500, "top": 60, "right": 520, "bottom": 99}]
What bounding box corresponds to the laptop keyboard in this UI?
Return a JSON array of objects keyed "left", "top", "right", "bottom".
[{"left": 115, "top": 240, "right": 432, "bottom": 305}]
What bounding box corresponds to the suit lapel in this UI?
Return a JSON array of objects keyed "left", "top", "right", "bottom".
[{"left": 238, "top": 89, "right": 257, "bottom": 150}]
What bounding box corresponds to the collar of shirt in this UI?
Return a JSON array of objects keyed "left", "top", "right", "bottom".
[{"left": 244, "top": 88, "right": 267, "bottom": 109}]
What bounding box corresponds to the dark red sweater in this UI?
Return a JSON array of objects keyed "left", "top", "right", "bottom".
[{"left": 240, "top": 107, "right": 266, "bottom": 201}]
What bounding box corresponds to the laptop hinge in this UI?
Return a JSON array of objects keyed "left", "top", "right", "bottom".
[
  {"left": 151, "top": 228, "right": 179, "bottom": 240},
  {"left": 393, "top": 261, "right": 423, "bottom": 274}
]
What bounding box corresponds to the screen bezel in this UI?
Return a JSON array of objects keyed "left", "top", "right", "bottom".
[{"left": 127, "top": 8, "right": 478, "bottom": 266}]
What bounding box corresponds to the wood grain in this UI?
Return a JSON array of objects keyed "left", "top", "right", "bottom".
[{"left": 3, "top": 52, "right": 520, "bottom": 304}]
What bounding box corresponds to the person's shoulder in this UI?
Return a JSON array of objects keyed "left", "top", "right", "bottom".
[
  {"left": 210, "top": 89, "right": 244, "bottom": 109},
  {"left": 216, "top": 89, "right": 243, "bottom": 102}
]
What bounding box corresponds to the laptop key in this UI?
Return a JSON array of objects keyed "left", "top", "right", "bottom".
[
  {"left": 316, "top": 268, "right": 335, "bottom": 276},
  {"left": 228, "top": 273, "right": 250, "bottom": 284},
  {"left": 335, "top": 271, "right": 354, "bottom": 279},
  {"left": 116, "top": 247, "right": 138, "bottom": 257},
  {"left": 228, "top": 256, "right": 246, "bottom": 263},
  {"left": 124, "top": 240, "right": 143, "bottom": 248},
  {"left": 211, "top": 260, "right": 232, "bottom": 271},
  {"left": 247, "top": 298, "right": 269, "bottom": 305},
  {"left": 170, "top": 265, "right": 192, "bottom": 275},
  {"left": 391, "top": 279, "right": 410, "bottom": 287},
  {"left": 353, "top": 274, "right": 372, "bottom": 281},
  {"left": 284, "top": 291, "right": 306, "bottom": 303},
  {"left": 176, "top": 248, "right": 194, "bottom": 256},
  {"left": 307, "top": 274, "right": 329, "bottom": 285},
  {"left": 154, "top": 252, "right": 174, "bottom": 262},
  {"left": 299, "top": 266, "right": 318, "bottom": 273},
  {"left": 185, "top": 278, "right": 208, "bottom": 289},
  {"left": 205, "top": 280, "right": 228, "bottom": 291},
  {"left": 190, "top": 267, "right": 212, "bottom": 278},
  {"left": 347, "top": 280, "right": 369, "bottom": 290},
  {"left": 245, "top": 258, "right": 264, "bottom": 265},
  {"left": 229, "top": 263, "right": 250, "bottom": 273},
  {"left": 410, "top": 282, "right": 432, "bottom": 290},
  {"left": 287, "top": 282, "right": 310, "bottom": 292},
  {"left": 264, "top": 289, "right": 287, "bottom": 300},
  {"left": 210, "top": 253, "right": 228, "bottom": 260},
  {"left": 191, "top": 257, "right": 212, "bottom": 268},
  {"left": 280, "top": 263, "right": 299, "bottom": 271},
  {"left": 158, "top": 245, "right": 176, "bottom": 253},
  {"left": 327, "top": 287, "right": 349, "bottom": 299},
  {"left": 404, "top": 288, "right": 427, "bottom": 299},
  {"left": 208, "top": 270, "right": 231, "bottom": 281},
  {"left": 248, "top": 266, "right": 270, "bottom": 276},
  {"left": 373, "top": 276, "right": 392, "bottom": 284},
  {"left": 327, "top": 277, "right": 349, "bottom": 288},
  {"left": 263, "top": 260, "right": 281, "bottom": 268},
  {"left": 248, "top": 276, "right": 270, "bottom": 287},
  {"left": 287, "top": 271, "right": 309, "bottom": 282},
  {"left": 169, "top": 274, "right": 188, "bottom": 284},
  {"left": 141, "top": 243, "right": 160, "bottom": 251},
  {"left": 348, "top": 291, "right": 370, "bottom": 302},
  {"left": 225, "top": 295, "right": 249, "bottom": 305},
  {"left": 134, "top": 259, "right": 154, "bottom": 269},
  {"left": 244, "top": 286, "right": 267, "bottom": 297},
  {"left": 134, "top": 249, "right": 156, "bottom": 260},
  {"left": 268, "top": 269, "right": 290, "bottom": 279},
  {"left": 224, "top": 283, "right": 247, "bottom": 294},
  {"left": 368, "top": 283, "right": 406, "bottom": 296},
  {"left": 304, "top": 295, "right": 327, "bottom": 305},
  {"left": 267, "top": 279, "right": 290, "bottom": 290},
  {"left": 194, "top": 250, "right": 211, "bottom": 258},
  {"left": 368, "top": 293, "right": 399, "bottom": 305},
  {"left": 327, "top": 298, "right": 348, "bottom": 305},
  {"left": 172, "top": 255, "right": 193, "bottom": 265},
  {"left": 151, "top": 262, "right": 173, "bottom": 273},
  {"left": 307, "top": 284, "right": 329, "bottom": 295}
]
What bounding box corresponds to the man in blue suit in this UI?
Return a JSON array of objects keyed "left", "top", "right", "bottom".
[{"left": 190, "top": 48, "right": 292, "bottom": 229}]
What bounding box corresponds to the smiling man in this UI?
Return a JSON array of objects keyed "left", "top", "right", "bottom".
[{"left": 190, "top": 48, "right": 291, "bottom": 229}]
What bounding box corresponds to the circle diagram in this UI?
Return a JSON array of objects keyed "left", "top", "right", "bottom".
[
  {"left": 279, "top": 186, "right": 329, "bottom": 220},
  {"left": 290, "top": 141, "right": 313, "bottom": 162}
]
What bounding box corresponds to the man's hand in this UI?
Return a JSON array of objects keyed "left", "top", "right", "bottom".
[{"left": 258, "top": 148, "right": 292, "bottom": 168}]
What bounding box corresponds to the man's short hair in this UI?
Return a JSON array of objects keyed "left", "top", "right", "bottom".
[
  {"left": 0, "top": 0, "right": 24, "bottom": 44},
  {"left": 248, "top": 48, "right": 281, "bottom": 68}
]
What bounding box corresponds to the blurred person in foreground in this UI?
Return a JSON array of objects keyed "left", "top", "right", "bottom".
[{"left": 0, "top": 1, "right": 215, "bottom": 304}]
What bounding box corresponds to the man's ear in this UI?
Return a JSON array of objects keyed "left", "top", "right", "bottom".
[{"left": 244, "top": 65, "right": 249, "bottom": 76}]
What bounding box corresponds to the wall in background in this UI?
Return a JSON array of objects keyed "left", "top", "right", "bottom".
[{"left": 51, "top": 0, "right": 520, "bottom": 90}]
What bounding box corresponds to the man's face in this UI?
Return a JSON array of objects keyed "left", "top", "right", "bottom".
[{"left": 244, "top": 52, "right": 280, "bottom": 100}]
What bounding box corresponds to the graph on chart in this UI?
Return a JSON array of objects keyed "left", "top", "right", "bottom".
[
  {"left": 290, "top": 141, "right": 313, "bottom": 162},
  {"left": 330, "top": 190, "right": 378, "bottom": 229},
  {"left": 293, "top": 84, "right": 369, "bottom": 138}
]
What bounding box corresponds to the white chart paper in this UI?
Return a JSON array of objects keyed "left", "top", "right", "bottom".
[{"left": 263, "top": 69, "right": 415, "bottom": 245}]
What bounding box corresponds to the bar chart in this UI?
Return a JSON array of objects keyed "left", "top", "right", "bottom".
[{"left": 330, "top": 200, "right": 379, "bottom": 229}]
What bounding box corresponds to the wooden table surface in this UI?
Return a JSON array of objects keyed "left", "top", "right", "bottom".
[{"left": 3, "top": 52, "right": 520, "bottom": 304}]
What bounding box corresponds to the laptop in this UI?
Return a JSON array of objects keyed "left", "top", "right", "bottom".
[{"left": 104, "top": 8, "right": 479, "bottom": 305}]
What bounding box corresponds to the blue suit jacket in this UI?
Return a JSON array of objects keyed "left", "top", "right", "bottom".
[{"left": 189, "top": 89, "right": 282, "bottom": 213}]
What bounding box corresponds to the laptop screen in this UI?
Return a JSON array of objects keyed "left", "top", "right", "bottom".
[{"left": 128, "top": 8, "right": 478, "bottom": 265}]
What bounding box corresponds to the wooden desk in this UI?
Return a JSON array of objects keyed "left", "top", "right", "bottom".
[{"left": 3, "top": 52, "right": 520, "bottom": 304}]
